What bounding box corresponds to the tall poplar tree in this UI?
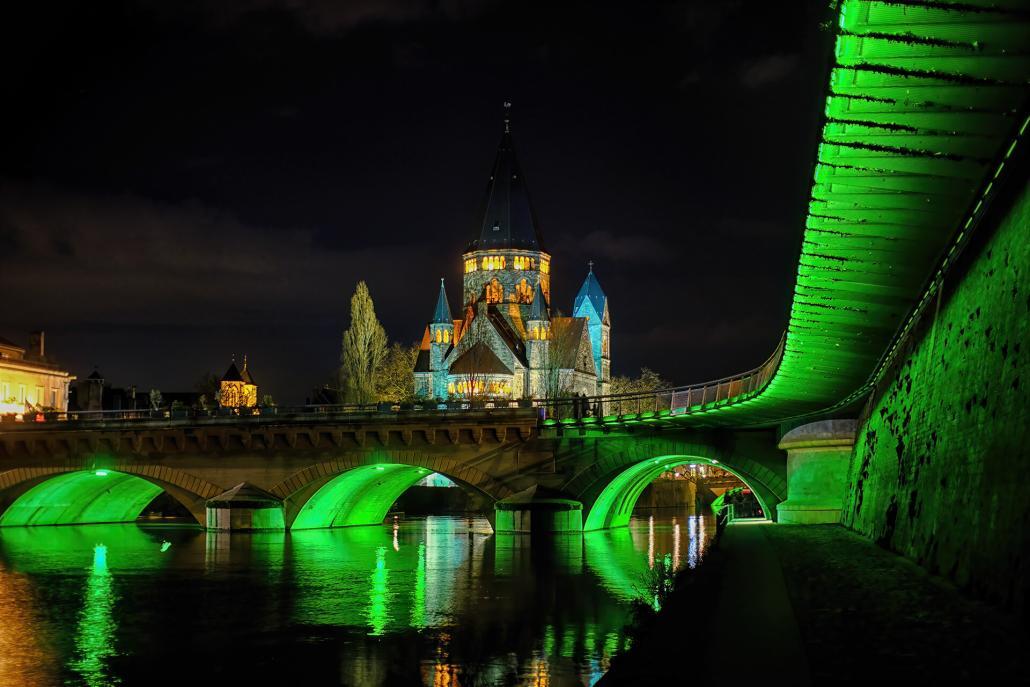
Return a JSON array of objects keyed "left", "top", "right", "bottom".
[{"left": 340, "top": 281, "right": 388, "bottom": 404}]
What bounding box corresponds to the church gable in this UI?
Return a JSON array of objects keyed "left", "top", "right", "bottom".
[{"left": 449, "top": 341, "right": 512, "bottom": 376}]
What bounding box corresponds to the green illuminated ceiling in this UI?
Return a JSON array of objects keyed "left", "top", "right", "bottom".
[
  {"left": 573, "top": 0, "right": 1030, "bottom": 430},
  {"left": 584, "top": 457, "right": 768, "bottom": 531},
  {"left": 291, "top": 464, "right": 431, "bottom": 530},
  {"left": 0, "top": 471, "right": 163, "bottom": 527}
]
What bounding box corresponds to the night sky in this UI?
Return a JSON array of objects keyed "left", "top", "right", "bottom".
[{"left": 1, "top": 0, "right": 832, "bottom": 403}]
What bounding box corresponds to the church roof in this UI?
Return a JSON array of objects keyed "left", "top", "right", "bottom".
[
  {"left": 221, "top": 361, "right": 244, "bottom": 382},
  {"left": 449, "top": 341, "right": 513, "bottom": 376},
  {"left": 528, "top": 282, "right": 548, "bottom": 321},
  {"left": 431, "top": 278, "right": 452, "bottom": 324},
  {"left": 574, "top": 267, "right": 607, "bottom": 316},
  {"left": 239, "top": 357, "right": 256, "bottom": 385},
  {"left": 466, "top": 105, "right": 545, "bottom": 253}
]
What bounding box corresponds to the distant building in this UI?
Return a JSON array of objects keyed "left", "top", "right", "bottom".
[
  {"left": 0, "top": 331, "right": 74, "bottom": 415},
  {"left": 414, "top": 106, "right": 611, "bottom": 402},
  {"left": 220, "top": 357, "right": 258, "bottom": 407}
]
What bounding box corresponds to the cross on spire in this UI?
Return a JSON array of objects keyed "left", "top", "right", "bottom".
[
  {"left": 503, "top": 100, "right": 511, "bottom": 133},
  {"left": 588, "top": 260, "right": 594, "bottom": 273}
]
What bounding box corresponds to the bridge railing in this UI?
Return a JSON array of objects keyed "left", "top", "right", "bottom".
[
  {"left": 533, "top": 333, "right": 786, "bottom": 422},
  {"left": 3, "top": 400, "right": 537, "bottom": 428}
]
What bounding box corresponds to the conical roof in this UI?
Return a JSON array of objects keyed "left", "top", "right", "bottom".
[
  {"left": 529, "top": 282, "right": 549, "bottom": 321},
  {"left": 574, "top": 267, "right": 607, "bottom": 316},
  {"left": 432, "top": 278, "right": 452, "bottom": 324},
  {"left": 466, "top": 105, "right": 545, "bottom": 252}
]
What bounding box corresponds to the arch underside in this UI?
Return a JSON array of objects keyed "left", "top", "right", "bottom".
[
  {"left": 0, "top": 471, "right": 165, "bottom": 527},
  {"left": 583, "top": 456, "right": 770, "bottom": 531},
  {"left": 291, "top": 463, "right": 435, "bottom": 530}
]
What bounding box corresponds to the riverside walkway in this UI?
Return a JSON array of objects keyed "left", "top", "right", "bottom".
[{"left": 600, "top": 523, "right": 1030, "bottom": 685}]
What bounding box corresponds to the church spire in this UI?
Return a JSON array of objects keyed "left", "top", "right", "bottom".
[
  {"left": 466, "top": 102, "right": 545, "bottom": 253},
  {"left": 432, "top": 278, "right": 452, "bottom": 324}
]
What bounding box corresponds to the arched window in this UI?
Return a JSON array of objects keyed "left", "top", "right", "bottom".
[
  {"left": 486, "top": 278, "right": 503, "bottom": 304},
  {"left": 515, "top": 279, "right": 532, "bottom": 303}
]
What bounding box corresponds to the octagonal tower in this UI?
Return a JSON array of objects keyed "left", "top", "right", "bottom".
[{"left": 462, "top": 103, "right": 551, "bottom": 310}]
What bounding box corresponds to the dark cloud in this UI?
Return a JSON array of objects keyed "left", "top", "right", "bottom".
[{"left": 739, "top": 54, "right": 801, "bottom": 89}]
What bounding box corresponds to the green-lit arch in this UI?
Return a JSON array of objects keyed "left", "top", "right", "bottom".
[
  {"left": 290, "top": 464, "right": 438, "bottom": 530},
  {"left": 583, "top": 456, "right": 769, "bottom": 531},
  {"left": 0, "top": 470, "right": 164, "bottom": 527}
]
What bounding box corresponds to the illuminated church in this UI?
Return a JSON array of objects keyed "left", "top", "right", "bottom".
[{"left": 414, "top": 106, "right": 610, "bottom": 401}]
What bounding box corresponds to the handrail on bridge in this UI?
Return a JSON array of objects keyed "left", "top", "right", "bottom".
[
  {"left": 1, "top": 334, "right": 786, "bottom": 430},
  {"left": 534, "top": 333, "right": 786, "bottom": 424}
]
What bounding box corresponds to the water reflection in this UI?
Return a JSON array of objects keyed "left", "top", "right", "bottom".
[
  {"left": 69, "top": 544, "right": 117, "bottom": 687},
  {"left": 0, "top": 511, "right": 712, "bottom": 686}
]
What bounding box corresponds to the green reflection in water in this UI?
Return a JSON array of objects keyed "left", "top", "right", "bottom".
[
  {"left": 68, "top": 544, "right": 117, "bottom": 687},
  {"left": 0, "top": 471, "right": 163, "bottom": 527},
  {"left": 411, "top": 541, "right": 426, "bottom": 629},
  {"left": 368, "top": 546, "right": 389, "bottom": 635}
]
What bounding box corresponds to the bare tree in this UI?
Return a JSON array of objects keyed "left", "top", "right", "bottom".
[
  {"left": 375, "top": 342, "right": 419, "bottom": 403},
  {"left": 340, "top": 281, "right": 388, "bottom": 404},
  {"left": 454, "top": 320, "right": 492, "bottom": 403},
  {"left": 542, "top": 316, "right": 580, "bottom": 418}
]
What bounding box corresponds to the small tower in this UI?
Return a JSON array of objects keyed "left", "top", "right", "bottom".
[
  {"left": 526, "top": 282, "right": 550, "bottom": 396},
  {"left": 572, "top": 263, "right": 611, "bottom": 395},
  {"left": 85, "top": 368, "right": 105, "bottom": 412},
  {"left": 429, "top": 279, "right": 454, "bottom": 398}
]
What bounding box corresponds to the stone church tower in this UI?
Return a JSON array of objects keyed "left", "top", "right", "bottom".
[{"left": 414, "top": 105, "right": 610, "bottom": 401}]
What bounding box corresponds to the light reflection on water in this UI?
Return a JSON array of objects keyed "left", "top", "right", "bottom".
[{"left": 0, "top": 511, "right": 714, "bottom": 686}]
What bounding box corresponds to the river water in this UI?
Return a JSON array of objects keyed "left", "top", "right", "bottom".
[{"left": 0, "top": 511, "right": 714, "bottom": 686}]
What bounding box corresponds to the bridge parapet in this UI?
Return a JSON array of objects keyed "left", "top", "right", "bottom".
[{"left": 0, "top": 411, "right": 539, "bottom": 460}]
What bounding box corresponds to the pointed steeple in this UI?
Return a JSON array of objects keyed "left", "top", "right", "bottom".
[
  {"left": 529, "top": 282, "right": 549, "bottom": 321},
  {"left": 432, "top": 278, "right": 453, "bottom": 324},
  {"left": 466, "top": 102, "right": 545, "bottom": 252},
  {"left": 574, "top": 263, "right": 607, "bottom": 317}
]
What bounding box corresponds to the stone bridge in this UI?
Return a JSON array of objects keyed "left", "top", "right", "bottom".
[{"left": 0, "top": 409, "right": 813, "bottom": 533}]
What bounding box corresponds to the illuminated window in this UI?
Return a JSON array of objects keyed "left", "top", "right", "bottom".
[
  {"left": 448, "top": 382, "right": 455, "bottom": 394},
  {"left": 515, "top": 279, "right": 532, "bottom": 303},
  {"left": 486, "top": 278, "right": 503, "bottom": 304},
  {"left": 17, "top": 384, "right": 25, "bottom": 403},
  {"left": 540, "top": 259, "right": 550, "bottom": 275}
]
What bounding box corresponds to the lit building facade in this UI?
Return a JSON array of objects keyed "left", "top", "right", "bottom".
[
  {"left": 219, "top": 357, "right": 258, "bottom": 407},
  {"left": 0, "top": 332, "right": 74, "bottom": 415},
  {"left": 414, "top": 107, "right": 611, "bottom": 401}
]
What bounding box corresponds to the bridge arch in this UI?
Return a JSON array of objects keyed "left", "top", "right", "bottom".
[
  {"left": 272, "top": 456, "right": 514, "bottom": 530},
  {"left": 0, "top": 465, "right": 221, "bottom": 527},
  {"left": 563, "top": 436, "right": 786, "bottom": 531}
]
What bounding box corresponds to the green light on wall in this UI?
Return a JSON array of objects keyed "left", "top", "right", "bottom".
[
  {"left": 291, "top": 464, "right": 439, "bottom": 530},
  {"left": 0, "top": 471, "right": 163, "bottom": 527}
]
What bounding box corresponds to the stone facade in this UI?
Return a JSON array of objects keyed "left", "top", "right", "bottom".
[{"left": 842, "top": 181, "right": 1030, "bottom": 615}]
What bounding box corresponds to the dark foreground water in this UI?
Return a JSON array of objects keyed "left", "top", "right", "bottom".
[{"left": 0, "top": 512, "right": 713, "bottom": 686}]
